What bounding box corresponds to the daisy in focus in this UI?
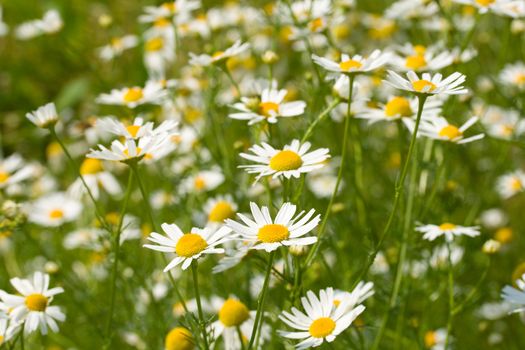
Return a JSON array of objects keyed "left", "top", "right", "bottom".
[
  {"left": 26, "top": 102, "right": 59, "bottom": 128},
  {"left": 96, "top": 81, "right": 167, "bottom": 108},
  {"left": 0, "top": 272, "right": 65, "bottom": 335},
  {"left": 496, "top": 170, "right": 525, "bottom": 199},
  {"left": 143, "top": 223, "right": 232, "bottom": 271},
  {"left": 501, "top": 273, "right": 525, "bottom": 313},
  {"left": 404, "top": 116, "right": 484, "bottom": 144},
  {"left": 384, "top": 71, "right": 468, "bottom": 95},
  {"left": 26, "top": 192, "right": 82, "bottom": 227},
  {"left": 189, "top": 40, "right": 250, "bottom": 67},
  {"left": 225, "top": 202, "right": 320, "bottom": 252},
  {"left": 239, "top": 140, "right": 330, "bottom": 182},
  {"left": 416, "top": 222, "right": 481, "bottom": 242},
  {"left": 278, "top": 287, "right": 367, "bottom": 349},
  {"left": 312, "top": 49, "right": 391, "bottom": 74}
]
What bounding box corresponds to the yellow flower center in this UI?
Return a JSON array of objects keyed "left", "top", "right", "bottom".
[
  {"left": 218, "top": 298, "right": 250, "bottom": 327},
  {"left": 413, "top": 45, "right": 426, "bottom": 55},
  {"left": 0, "top": 171, "right": 10, "bottom": 183},
  {"left": 476, "top": 0, "right": 495, "bottom": 6},
  {"left": 514, "top": 73, "right": 525, "bottom": 85},
  {"left": 269, "top": 150, "right": 303, "bottom": 171},
  {"left": 175, "top": 233, "right": 207, "bottom": 257},
  {"left": 80, "top": 158, "right": 103, "bottom": 175},
  {"left": 309, "top": 317, "right": 336, "bottom": 338},
  {"left": 495, "top": 227, "right": 513, "bottom": 244},
  {"left": 405, "top": 55, "right": 427, "bottom": 70},
  {"left": 111, "top": 37, "right": 122, "bottom": 48},
  {"left": 308, "top": 17, "right": 324, "bottom": 32},
  {"left": 424, "top": 331, "right": 437, "bottom": 347},
  {"left": 49, "top": 209, "right": 64, "bottom": 219},
  {"left": 165, "top": 327, "right": 194, "bottom": 350},
  {"left": 333, "top": 299, "right": 341, "bottom": 307},
  {"left": 259, "top": 101, "right": 279, "bottom": 116},
  {"left": 0, "top": 335, "right": 3, "bottom": 345},
  {"left": 439, "top": 223, "right": 456, "bottom": 230},
  {"left": 194, "top": 176, "right": 206, "bottom": 190},
  {"left": 126, "top": 125, "right": 141, "bottom": 138},
  {"left": 208, "top": 201, "right": 235, "bottom": 222},
  {"left": 257, "top": 224, "right": 289, "bottom": 243},
  {"left": 339, "top": 59, "right": 363, "bottom": 71},
  {"left": 412, "top": 80, "right": 436, "bottom": 92},
  {"left": 145, "top": 37, "right": 164, "bottom": 52},
  {"left": 438, "top": 125, "right": 462, "bottom": 140},
  {"left": 212, "top": 51, "right": 225, "bottom": 59},
  {"left": 123, "top": 88, "right": 144, "bottom": 102},
  {"left": 511, "top": 177, "right": 523, "bottom": 191},
  {"left": 25, "top": 293, "right": 48, "bottom": 312},
  {"left": 385, "top": 96, "right": 412, "bottom": 117},
  {"left": 154, "top": 17, "right": 171, "bottom": 27},
  {"left": 162, "top": 2, "right": 177, "bottom": 13}
]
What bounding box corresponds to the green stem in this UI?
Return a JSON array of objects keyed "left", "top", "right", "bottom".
[
  {"left": 444, "top": 242, "right": 455, "bottom": 349},
  {"left": 220, "top": 65, "right": 241, "bottom": 97},
  {"left": 192, "top": 261, "right": 210, "bottom": 350},
  {"left": 247, "top": 251, "right": 275, "bottom": 350},
  {"left": 237, "top": 326, "right": 246, "bottom": 350},
  {"left": 301, "top": 98, "right": 341, "bottom": 143}
]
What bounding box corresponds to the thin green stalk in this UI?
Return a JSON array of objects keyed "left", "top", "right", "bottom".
[
  {"left": 350, "top": 119, "right": 367, "bottom": 229},
  {"left": 104, "top": 170, "right": 133, "bottom": 348},
  {"left": 301, "top": 98, "right": 341, "bottom": 143},
  {"left": 192, "top": 261, "right": 210, "bottom": 350},
  {"left": 444, "top": 242, "right": 455, "bottom": 349},
  {"left": 220, "top": 65, "right": 241, "bottom": 97},
  {"left": 20, "top": 325, "right": 24, "bottom": 350},
  {"left": 247, "top": 251, "right": 275, "bottom": 350},
  {"left": 237, "top": 326, "right": 246, "bottom": 350}
]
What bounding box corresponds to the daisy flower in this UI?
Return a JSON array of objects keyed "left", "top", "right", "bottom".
[
  {"left": 97, "top": 35, "right": 138, "bottom": 61},
  {"left": 384, "top": 0, "right": 438, "bottom": 20},
  {"left": 358, "top": 95, "right": 442, "bottom": 123},
  {"left": 390, "top": 46, "right": 455, "bottom": 72},
  {"left": 496, "top": 170, "right": 525, "bottom": 199},
  {"left": 140, "top": 0, "right": 201, "bottom": 24},
  {"left": 180, "top": 169, "right": 225, "bottom": 194},
  {"left": 68, "top": 158, "right": 121, "bottom": 199},
  {"left": 501, "top": 273, "right": 525, "bottom": 313},
  {"left": 278, "top": 287, "right": 366, "bottom": 349},
  {"left": 239, "top": 140, "right": 330, "bottom": 182},
  {"left": 384, "top": 71, "right": 468, "bottom": 95},
  {"left": 26, "top": 192, "right": 82, "bottom": 227},
  {"left": 189, "top": 40, "right": 250, "bottom": 67},
  {"left": 204, "top": 195, "right": 238, "bottom": 225},
  {"left": 0, "top": 154, "right": 35, "bottom": 190},
  {"left": 404, "top": 116, "right": 484, "bottom": 144},
  {"left": 96, "top": 81, "right": 167, "bottom": 108},
  {"left": 15, "top": 10, "right": 63, "bottom": 40},
  {"left": 499, "top": 62, "right": 525, "bottom": 90},
  {"left": 212, "top": 242, "right": 251, "bottom": 273},
  {"left": 424, "top": 328, "right": 448, "bottom": 350},
  {"left": 452, "top": 0, "right": 509, "bottom": 14},
  {"left": 95, "top": 117, "right": 178, "bottom": 140},
  {"left": 312, "top": 49, "right": 391, "bottom": 74},
  {"left": 26, "top": 102, "right": 59, "bottom": 128},
  {"left": 143, "top": 223, "right": 232, "bottom": 271},
  {"left": 480, "top": 106, "right": 525, "bottom": 139},
  {"left": 0, "top": 272, "right": 65, "bottom": 335},
  {"left": 229, "top": 85, "right": 306, "bottom": 125},
  {"left": 225, "top": 202, "right": 320, "bottom": 252},
  {"left": 416, "top": 222, "right": 481, "bottom": 242}
]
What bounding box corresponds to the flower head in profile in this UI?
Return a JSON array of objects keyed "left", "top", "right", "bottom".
[
  {"left": 239, "top": 140, "right": 330, "bottom": 182},
  {"left": 278, "top": 287, "right": 368, "bottom": 349},
  {"left": 384, "top": 71, "right": 468, "bottom": 95},
  {"left": 496, "top": 170, "right": 525, "bottom": 199},
  {"left": 165, "top": 326, "right": 195, "bottom": 350},
  {"left": 416, "top": 222, "right": 480, "bottom": 242},
  {"left": 26, "top": 192, "right": 82, "bottom": 227},
  {"left": 96, "top": 81, "right": 167, "bottom": 108},
  {"left": 0, "top": 272, "right": 65, "bottom": 335},
  {"left": 501, "top": 273, "right": 525, "bottom": 313},
  {"left": 312, "top": 49, "right": 391, "bottom": 74},
  {"left": 404, "top": 116, "right": 484, "bottom": 144},
  {"left": 225, "top": 202, "right": 320, "bottom": 252},
  {"left": 26, "top": 102, "right": 59, "bottom": 128},
  {"left": 189, "top": 40, "right": 250, "bottom": 67},
  {"left": 358, "top": 95, "right": 442, "bottom": 124},
  {"left": 143, "top": 223, "right": 232, "bottom": 271}
]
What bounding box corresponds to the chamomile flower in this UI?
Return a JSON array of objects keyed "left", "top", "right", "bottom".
[
  {"left": 140, "top": 0, "right": 201, "bottom": 24},
  {"left": 97, "top": 35, "right": 138, "bottom": 61},
  {"left": 384, "top": 71, "right": 468, "bottom": 95},
  {"left": 416, "top": 222, "right": 481, "bottom": 242},
  {"left": 480, "top": 106, "right": 525, "bottom": 139},
  {"left": 27, "top": 192, "right": 82, "bottom": 227},
  {"left": 424, "top": 328, "right": 448, "bottom": 350},
  {"left": 212, "top": 242, "right": 251, "bottom": 273},
  {"left": 501, "top": 273, "right": 525, "bottom": 313},
  {"left": 0, "top": 272, "right": 65, "bottom": 335},
  {"left": 189, "top": 40, "right": 250, "bottom": 67},
  {"left": 358, "top": 95, "right": 442, "bottom": 123},
  {"left": 499, "top": 62, "right": 525, "bottom": 90},
  {"left": 384, "top": 0, "right": 438, "bottom": 20},
  {"left": 15, "top": 10, "right": 63, "bottom": 40},
  {"left": 239, "top": 140, "right": 330, "bottom": 182},
  {"left": 452, "top": 0, "right": 508, "bottom": 14},
  {"left": 278, "top": 287, "right": 366, "bottom": 349},
  {"left": 87, "top": 135, "right": 175, "bottom": 163},
  {"left": 496, "top": 170, "right": 525, "bottom": 198},
  {"left": 68, "top": 158, "right": 121, "bottom": 199},
  {"left": 229, "top": 85, "right": 306, "bottom": 125},
  {"left": 225, "top": 202, "right": 320, "bottom": 252},
  {"left": 312, "top": 49, "right": 391, "bottom": 74},
  {"left": 390, "top": 45, "right": 455, "bottom": 72},
  {"left": 96, "top": 117, "right": 178, "bottom": 139},
  {"left": 26, "top": 102, "right": 59, "bottom": 128},
  {"left": 204, "top": 195, "right": 238, "bottom": 225},
  {"left": 96, "top": 81, "right": 167, "bottom": 108},
  {"left": 143, "top": 223, "right": 232, "bottom": 271},
  {"left": 404, "top": 116, "right": 485, "bottom": 144},
  {"left": 181, "top": 169, "right": 225, "bottom": 193},
  {"left": 0, "top": 154, "right": 35, "bottom": 190}
]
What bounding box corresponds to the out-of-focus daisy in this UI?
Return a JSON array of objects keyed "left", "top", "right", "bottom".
[
  {"left": 189, "top": 40, "right": 250, "bottom": 67},
  {"left": 501, "top": 273, "right": 525, "bottom": 313},
  {"left": 140, "top": 0, "right": 201, "bottom": 24},
  {"left": 143, "top": 27, "right": 176, "bottom": 79},
  {"left": 384, "top": 71, "right": 468, "bottom": 95},
  {"left": 97, "top": 35, "right": 138, "bottom": 61},
  {"left": 165, "top": 327, "right": 195, "bottom": 350},
  {"left": 385, "top": 0, "right": 438, "bottom": 20},
  {"left": 229, "top": 85, "right": 306, "bottom": 125},
  {"left": 494, "top": 0, "right": 525, "bottom": 18},
  {"left": 212, "top": 242, "right": 251, "bottom": 273},
  {"left": 225, "top": 202, "right": 320, "bottom": 252},
  {"left": 204, "top": 195, "right": 238, "bottom": 225},
  {"left": 240, "top": 140, "right": 330, "bottom": 182},
  {"left": 496, "top": 170, "right": 525, "bottom": 199},
  {"left": 96, "top": 81, "right": 167, "bottom": 108},
  {"left": 405, "top": 116, "right": 484, "bottom": 144},
  {"left": 26, "top": 193, "right": 82, "bottom": 227},
  {"left": 312, "top": 49, "right": 390, "bottom": 74},
  {"left": 0, "top": 272, "right": 65, "bottom": 335},
  {"left": 0, "top": 154, "right": 35, "bottom": 190},
  {"left": 68, "top": 158, "right": 121, "bottom": 199},
  {"left": 416, "top": 222, "right": 481, "bottom": 242},
  {"left": 96, "top": 117, "right": 178, "bottom": 140},
  {"left": 424, "top": 328, "right": 448, "bottom": 350},
  {"left": 499, "top": 62, "right": 525, "bottom": 90},
  {"left": 278, "top": 287, "right": 366, "bottom": 349},
  {"left": 480, "top": 106, "right": 525, "bottom": 139},
  {"left": 181, "top": 169, "right": 225, "bottom": 194},
  {"left": 452, "top": 0, "right": 510, "bottom": 14},
  {"left": 15, "top": 10, "right": 63, "bottom": 40},
  {"left": 144, "top": 223, "right": 232, "bottom": 271},
  {"left": 26, "top": 102, "right": 59, "bottom": 128},
  {"left": 358, "top": 95, "right": 442, "bottom": 123},
  {"left": 390, "top": 44, "right": 455, "bottom": 72}
]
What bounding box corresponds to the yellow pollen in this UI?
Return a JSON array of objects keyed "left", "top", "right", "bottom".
[
  {"left": 145, "top": 37, "right": 164, "bottom": 52},
  {"left": 0, "top": 171, "right": 9, "bottom": 184},
  {"left": 308, "top": 17, "right": 324, "bottom": 32},
  {"left": 259, "top": 101, "right": 279, "bottom": 116},
  {"left": 123, "top": 87, "right": 144, "bottom": 102},
  {"left": 126, "top": 125, "right": 141, "bottom": 138},
  {"left": 49, "top": 209, "right": 64, "bottom": 219},
  {"left": 123, "top": 147, "right": 142, "bottom": 158},
  {"left": 511, "top": 177, "right": 523, "bottom": 191},
  {"left": 412, "top": 80, "right": 436, "bottom": 92},
  {"left": 424, "top": 331, "right": 437, "bottom": 347},
  {"left": 25, "top": 293, "right": 48, "bottom": 312},
  {"left": 80, "top": 158, "right": 103, "bottom": 175},
  {"left": 476, "top": 0, "right": 495, "bottom": 6},
  {"left": 405, "top": 55, "right": 427, "bottom": 70},
  {"left": 208, "top": 201, "right": 235, "bottom": 222},
  {"left": 385, "top": 96, "right": 412, "bottom": 117},
  {"left": 309, "top": 317, "right": 336, "bottom": 338},
  {"left": 269, "top": 150, "right": 303, "bottom": 171},
  {"left": 413, "top": 45, "right": 427, "bottom": 55},
  {"left": 212, "top": 51, "right": 225, "bottom": 59},
  {"left": 162, "top": 2, "right": 177, "bottom": 13},
  {"left": 218, "top": 298, "right": 250, "bottom": 327},
  {"left": 194, "top": 176, "right": 206, "bottom": 190},
  {"left": 339, "top": 59, "right": 363, "bottom": 71},
  {"left": 333, "top": 299, "right": 341, "bottom": 307},
  {"left": 154, "top": 17, "right": 171, "bottom": 27},
  {"left": 165, "top": 327, "right": 194, "bottom": 350},
  {"left": 175, "top": 233, "right": 207, "bottom": 257},
  {"left": 438, "top": 125, "right": 462, "bottom": 140},
  {"left": 439, "top": 223, "right": 456, "bottom": 230},
  {"left": 257, "top": 224, "right": 289, "bottom": 243}
]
